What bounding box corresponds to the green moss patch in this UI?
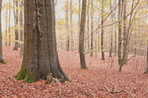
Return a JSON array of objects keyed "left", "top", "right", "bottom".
[
  {"left": 81, "top": 67, "right": 88, "bottom": 69},
  {"left": 15, "top": 65, "right": 26, "bottom": 80},
  {"left": 13, "top": 47, "right": 18, "bottom": 50},
  {"left": 0, "top": 59, "right": 6, "bottom": 64},
  {"left": 23, "top": 70, "right": 35, "bottom": 83}
]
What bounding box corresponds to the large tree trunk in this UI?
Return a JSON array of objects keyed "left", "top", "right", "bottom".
[
  {"left": 79, "top": 0, "right": 87, "bottom": 68},
  {"left": 0, "top": 0, "right": 5, "bottom": 64},
  {"left": 15, "top": 0, "right": 69, "bottom": 83}
]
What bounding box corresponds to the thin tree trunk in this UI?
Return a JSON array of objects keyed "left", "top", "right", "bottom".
[
  {"left": 19, "top": 0, "right": 24, "bottom": 56},
  {"left": 87, "top": 0, "right": 90, "bottom": 51},
  {"left": 90, "top": 0, "right": 94, "bottom": 57},
  {"left": 70, "top": 0, "right": 73, "bottom": 51},
  {"left": 109, "top": 0, "right": 114, "bottom": 57},
  {"left": 79, "top": 0, "right": 87, "bottom": 68},
  {"left": 8, "top": 0, "right": 11, "bottom": 46},
  {"left": 0, "top": 0, "right": 5, "bottom": 64},
  {"left": 114, "top": 24, "right": 117, "bottom": 55},
  {"left": 13, "top": 0, "right": 19, "bottom": 50},
  {"left": 101, "top": 0, "right": 105, "bottom": 60},
  {"left": 144, "top": 40, "right": 148, "bottom": 74},
  {"left": 118, "top": 0, "right": 122, "bottom": 66},
  {"left": 98, "top": 18, "right": 100, "bottom": 51},
  {"left": 5, "top": 9, "right": 8, "bottom": 46},
  {"left": 78, "top": 0, "right": 81, "bottom": 52},
  {"left": 65, "top": 0, "right": 70, "bottom": 51},
  {"left": 121, "top": 0, "right": 128, "bottom": 65}
]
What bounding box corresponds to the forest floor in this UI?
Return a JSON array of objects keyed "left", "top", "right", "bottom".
[{"left": 0, "top": 47, "right": 148, "bottom": 98}]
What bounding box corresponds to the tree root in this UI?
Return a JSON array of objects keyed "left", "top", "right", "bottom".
[{"left": 46, "top": 75, "right": 62, "bottom": 98}]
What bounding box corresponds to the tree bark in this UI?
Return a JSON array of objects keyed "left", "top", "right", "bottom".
[
  {"left": 101, "top": 0, "right": 105, "bottom": 60},
  {"left": 0, "top": 0, "right": 5, "bottom": 64},
  {"left": 109, "top": 0, "right": 114, "bottom": 57},
  {"left": 65, "top": 0, "right": 70, "bottom": 51},
  {"left": 87, "top": 0, "right": 90, "bottom": 52},
  {"left": 118, "top": 0, "right": 122, "bottom": 66},
  {"left": 121, "top": 0, "right": 128, "bottom": 66},
  {"left": 70, "top": 0, "right": 73, "bottom": 51},
  {"left": 79, "top": 0, "right": 87, "bottom": 68},
  {"left": 5, "top": 8, "right": 8, "bottom": 46},
  {"left": 144, "top": 40, "right": 148, "bottom": 73},
  {"left": 19, "top": 0, "right": 24, "bottom": 56},
  {"left": 15, "top": 0, "right": 69, "bottom": 83},
  {"left": 8, "top": 0, "right": 11, "bottom": 46},
  {"left": 13, "top": 0, "right": 19, "bottom": 50},
  {"left": 90, "top": 0, "right": 94, "bottom": 57},
  {"left": 78, "top": 0, "right": 81, "bottom": 52}
]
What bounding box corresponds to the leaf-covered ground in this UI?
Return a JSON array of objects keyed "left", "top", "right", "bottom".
[{"left": 0, "top": 47, "right": 148, "bottom": 97}]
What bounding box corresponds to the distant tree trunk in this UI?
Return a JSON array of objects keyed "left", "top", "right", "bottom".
[
  {"left": 98, "top": 18, "right": 100, "bottom": 51},
  {"left": 144, "top": 40, "right": 148, "bottom": 74},
  {"left": 121, "top": 0, "right": 127, "bottom": 65},
  {"left": 8, "top": 0, "right": 11, "bottom": 46},
  {"left": 5, "top": 9, "right": 8, "bottom": 46},
  {"left": 78, "top": 0, "right": 81, "bottom": 52},
  {"left": 19, "top": 0, "right": 24, "bottom": 56},
  {"left": 119, "top": 0, "right": 135, "bottom": 71},
  {"left": 15, "top": 0, "right": 69, "bottom": 83},
  {"left": 65, "top": 0, "right": 70, "bottom": 51},
  {"left": 70, "top": 0, "right": 73, "bottom": 51},
  {"left": 90, "top": 0, "right": 94, "bottom": 57},
  {"left": 118, "top": 0, "right": 122, "bottom": 65},
  {"left": 87, "top": 0, "right": 90, "bottom": 51},
  {"left": 114, "top": 24, "right": 117, "bottom": 55},
  {"left": 109, "top": 0, "right": 114, "bottom": 57},
  {"left": 79, "top": 0, "right": 87, "bottom": 68},
  {"left": 0, "top": 0, "right": 5, "bottom": 64},
  {"left": 101, "top": 0, "right": 105, "bottom": 60},
  {"left": 13, "top": 0, "right": 19, "bottom": 50}
]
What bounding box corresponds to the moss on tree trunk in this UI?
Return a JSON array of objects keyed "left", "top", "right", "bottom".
[{"left": 15, "top": 65, "right": 35, "bottom": 83}]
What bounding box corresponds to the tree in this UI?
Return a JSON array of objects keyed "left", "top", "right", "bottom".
[
  {"left": 144, "top": 40, "right": 148, "bottom": 74},
  {"left": 90, "top": 0, "right": 94, "bottom": 57},
  {"left": 13, "top": 0, "right": 19, "bottom": 50},
  {"left": 15, "top": 0, "right": 69, "bottom": 83},
  {"left": 0, "top": 0, "right": 5, "bottom": 64},
  {"left": 79, "top": 0, "right": 87, "bottom": 68},
  {"left": 70, "top": 0, "right": 74, "bottom": 51},
  {"left": 65, "top": 0, "right": 70, "bottom": 51},
  {"left": 109, "top": 0, "right": 114, "bottom": 57},
  {"left": 19, "top": 0, "right": 24, "bottom": 56},
  {"left": 87, "top": 0, "right": 90, "bottom": 51},
  {"left": 121, "top": 0, "right": 127, "bottom": 65},
  {"left": 118, "top": 0, "right": 122, "bottom": 65},
  {"left": 8, "top": 0, "right": 11, "bottom": 46},
  {"left": 101, "top": 0, "right": 105, "bottom": 60}
]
